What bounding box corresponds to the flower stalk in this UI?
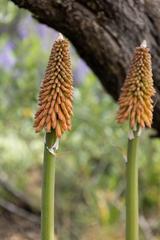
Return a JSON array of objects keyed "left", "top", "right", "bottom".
[
  {"left": 34, "top": 33, "right": 73, "bottom": 240},
  {"left": 117, "top": 40, "right": 155, "bottom": 240},
  {"left": 126, "top": 127, "right": 139, "bottom": 240},
  {"left": 41, "top": 131, "right": 56, "bottom": 240}
]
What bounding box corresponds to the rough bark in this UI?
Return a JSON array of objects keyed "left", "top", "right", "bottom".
[{"left": 10, "top": 0, "right": 160, "bottom": 136}]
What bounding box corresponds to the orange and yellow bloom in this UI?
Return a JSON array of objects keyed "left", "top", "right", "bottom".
[
  {"left": 34, "top": 35, "right": 73, "bottom": 138},
  {"left": 117, "top": 44, "right": 155, "bottom": 129}
]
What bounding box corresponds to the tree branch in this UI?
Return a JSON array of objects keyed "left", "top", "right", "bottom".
[
  {"left": 10, "top": 0, "right": 160, "bottom": 136},
  {"left": 0, "top": 177, "right": 40, "bottom": 214}
]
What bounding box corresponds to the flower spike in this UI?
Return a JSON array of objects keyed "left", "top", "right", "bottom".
[
  {"left": 34, "top": 34, "right": 73, "bottom": 138},
  {"left": 117, "top": 41, "right": 155, "bottom": 129}
]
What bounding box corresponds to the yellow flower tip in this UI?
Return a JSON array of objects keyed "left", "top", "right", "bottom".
[
  {"left": 117, "top": 44, "right": 155, "bottom": 129},
  {"left": 34, "top": 35, "right": 73, "bottom": 138}
]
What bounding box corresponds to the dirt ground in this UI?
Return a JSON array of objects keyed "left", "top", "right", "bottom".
[{"left": 0, "top": 212, "right": 40, "bottom": 240}]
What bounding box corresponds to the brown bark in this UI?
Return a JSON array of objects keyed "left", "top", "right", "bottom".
[{"left": 10, "top": 0, "right": 160, "bottom": 136}]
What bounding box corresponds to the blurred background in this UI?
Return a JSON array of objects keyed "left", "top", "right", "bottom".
[{"left": 0, "top": 1, "right": 160, "bottom": 240}]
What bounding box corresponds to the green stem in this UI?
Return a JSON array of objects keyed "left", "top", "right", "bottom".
[
  {"left": 126, "top": 129, "right": 139, "bottom": 240},
  {"left": 41, "top": 131, "right": 56, "bottom": 240}
]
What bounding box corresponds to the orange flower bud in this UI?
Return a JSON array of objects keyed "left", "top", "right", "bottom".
[
  {"left": 34, "top": 34, "right": 73, "bottom": 138},
  {"left": 117, "top": 42, "right": 155, "bottom": 129}
]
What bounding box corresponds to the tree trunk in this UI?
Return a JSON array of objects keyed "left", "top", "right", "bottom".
[{"left": 10, "top": 0, "right": 160, "bottom": 137}]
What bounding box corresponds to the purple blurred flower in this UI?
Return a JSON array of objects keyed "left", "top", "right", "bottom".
[
  {"left": 73, "top": 59, "right": 90, "bottom": 86},
  {"left": 18, "top": 14, "right": 59, "bottom": 52},
  {"left": 36, "top": 24, "right": 58, "bottom": 50},
  {"left": 18, "top": 15, "right": 32, "bottom": 39},
  {"left": 0, "top": 42, "right": 16, "bottom": 70},
  {"left": 37, "top": 24, "right": 48, "bottom": 38}
]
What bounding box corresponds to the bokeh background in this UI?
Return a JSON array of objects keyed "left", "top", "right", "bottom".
[{"left": 0, "top": 1, "right": 160, "bottom": 239}]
